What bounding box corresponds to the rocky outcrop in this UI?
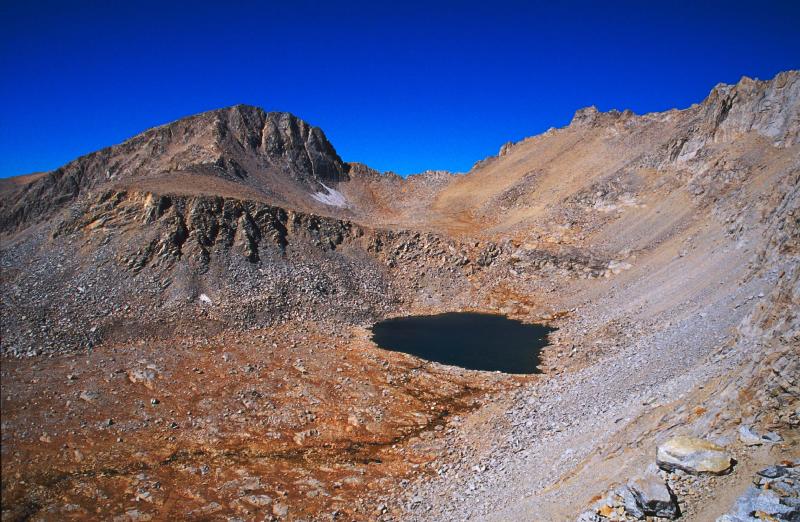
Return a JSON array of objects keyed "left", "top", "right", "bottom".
[
  {"left": 347, "top": 162, "right": 403, "bottom": 182},
  {"left": 579, "top": 465, "right": 680, "bottom": 521},
  {"left": 56, "top": 189, "right": 503, "bottom": 277},
  {"left": 57, "top": 190, "right": 357, "bottom": 271},
  {"left": 569, "top": 106, "right": 634, "bottom": 128},
  {"left": 666, "top": 71, "right": 799, "bottom": 165},
  {"left": 700, "top": 71, "right": 800, "bottom": 147},
  {"left": 1, "top": 186, "right": 511, "bottom": 355},
  {"left": 718, "top": 463, "right": 800, "bottom": 522}
]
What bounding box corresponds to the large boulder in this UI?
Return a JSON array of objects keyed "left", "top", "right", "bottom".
[
  {"left": 656, "top": 436, "right": 733, "bottom": 475},
  {"left": 621, "top": 465, "right": 680, "bottom": 519}
]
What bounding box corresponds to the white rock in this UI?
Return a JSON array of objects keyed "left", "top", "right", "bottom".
[{"left": 656, "top": 436, "right": 733, "bottom": 475}]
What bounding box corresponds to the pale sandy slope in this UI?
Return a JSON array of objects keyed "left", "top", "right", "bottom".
[{"left": 388, "top": 72, "right": 800, "bottom": 520}]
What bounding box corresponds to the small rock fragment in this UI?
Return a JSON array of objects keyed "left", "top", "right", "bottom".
[
  {"left": 762, "top": 431, "right": 783, "bottom": 443},
  {"left": 241, "top": 494, "right": 272, "bottom": 507},
  {"left": 739, "top": 425, "right": 763, "bottom": 446},
  {"left": 576, "top": 510, "right": 602, "bottom": 522},
  {"left": 79, "top": 390, "right": 100, "bottom": 402},
  {"left": 272, "top": 502, "right": 288, "bottom": 518}
]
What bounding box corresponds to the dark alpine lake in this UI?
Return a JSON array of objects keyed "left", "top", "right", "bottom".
[{"left": 370, "top": 312, "right": 553, "bottom": 374}]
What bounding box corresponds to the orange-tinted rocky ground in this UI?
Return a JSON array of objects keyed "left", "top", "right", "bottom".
[{"left": 1, "top": 320, "right": 525, "bottom": 520}]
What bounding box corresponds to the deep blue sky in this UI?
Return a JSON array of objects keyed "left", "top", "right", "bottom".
[{"left": 1, "top": 1, "right": 798, "bottom": 178}]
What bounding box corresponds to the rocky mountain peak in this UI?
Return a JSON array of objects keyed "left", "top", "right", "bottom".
[
  {"left": 201, "top": 105, "right": 348, "bottom": 183},
  {"left": 697, "top": 69, "right": 800, "bottom": 146},
  {"left": 568, "top": 105, "right": 634, "bottom": 128},
  {"left": 346, "top": 162, "right": 403, "bottom": 182},
  {"left": 0, "top": 105, "right": 349, "bottom": 231},
  {"left": 566, "top": 71, "right": 799, "bottom": 145},
  {"left": 570, "top": 105, "right": 601, "bottom": 126}
]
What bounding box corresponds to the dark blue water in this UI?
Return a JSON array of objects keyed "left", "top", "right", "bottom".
[{"left": 370, "top": 312, "right": 553, "bottom": 374}]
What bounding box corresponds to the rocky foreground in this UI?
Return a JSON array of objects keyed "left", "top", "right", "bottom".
[{"left": 1, "top": 71, "right": 798, "bottom": 520}]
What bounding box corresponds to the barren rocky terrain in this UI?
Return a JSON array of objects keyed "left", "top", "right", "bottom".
[{"left": 1, "top": 70, "right": 798, "bottom": 521}]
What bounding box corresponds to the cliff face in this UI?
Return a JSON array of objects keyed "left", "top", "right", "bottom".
[
  {"left": 700, "top": 70, "right": 800, "bottom": 147},
  {"left": 665, "top": 70, "right": 800, "bottom": 165}
]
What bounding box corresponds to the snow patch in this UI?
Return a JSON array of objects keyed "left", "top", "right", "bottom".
[
  {"left": 310, "top": 182, "right": 347, "bottom": 208},
  {"left": 198, "top": 293, "right": 213, "bottom": 305}
]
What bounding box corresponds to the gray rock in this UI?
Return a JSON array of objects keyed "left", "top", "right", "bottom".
[
  {"left": 575, "top": 511, "right": 602, "bottom": 522},
  {"left": 624, "top": 465, "right": 679, "bottom": 519},
  {"left": 79, "top": 390, "right": 100, "bottom": 402},
  {"left": 717, "top": 464, "right": 800, "bottom": 521},
  {"left": 241, "top": 494, "right": 272, "bottom": 507},
  {"left": 272, "top": 502, "right": 288, "bottom": 518},
  {"left": 762, "top": 431, "right": 783, "bottom": 443},
  {"left": 758, "top": 465, "right": 788, "bottom": 479},
  {"left": 738, "top": 425, "right": 763, "bottom": 446},
  {"left": 718, "top": 488, "right": 797, "bottom": 521},
  {"left": 619, "top": 485, "right": 644, "bottom": 519}
]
